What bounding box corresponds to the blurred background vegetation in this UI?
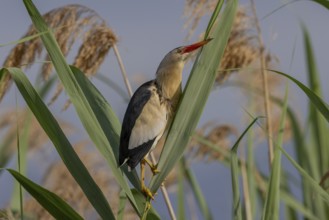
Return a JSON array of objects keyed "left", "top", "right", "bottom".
[{"left": 0, "top": 0, "right": 329, "bottom": 219}]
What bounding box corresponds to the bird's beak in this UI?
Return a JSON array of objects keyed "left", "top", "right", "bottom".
[{"left": 181, "top": 38, "right": 213, "bottom": 54}]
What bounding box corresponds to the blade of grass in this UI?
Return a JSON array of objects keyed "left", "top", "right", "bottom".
[
  {"left": 14, "top": 95, "right": 24, "bottom": 220},
  {"left": 4, "top": 169, "right": 83, "bottom": 220},
  {"left": 280, "top": 191, "right": 319, "bottom": 220},
  {"left": 225, "top": 80, "right": 326, "bottom": 218},
  {"left": 262, "top": 0, "right": 329, "bottom": 21},
  {"left": 273, "top": 97, "right": 316, "bottom": 215},
  {"left": 0, "top": 77, "right": 55, "bottom": 172},
  {"left": 276, "top": 145, "right": 329, "bottom": 220},
  {"left": 262, "top": 85, "right": 289, "bottom": 220},
  {"left": 231, "top": 149, "right": 242, "bottom": 220},
  {"left": 269, "top": 69, "right": 329, "bottom": 218},
  {"left": 182, "top": 159, "right": 212, "bottom": 220},
  {"left": 22, "top": 0, "right": 140, "bottom": 212},
  {"left": 70, "top": 67, "right": 140, "bottom": 186},
  {"left": 0, "top": 133, "right": 16, "bottom": 169},
  {"left": 269, "top": 69, "right": 329, "bottom": 122},
  {"left": 149, "top": 0, "right": 238, "bottom": 194},
  {"left": 117, "top": 191, "right": 127, "bottom": 220},
  {"left": 282, "top": 175, "right": 298, "bottom": 220},
  {"left": 193, "top": 132, "right": 320, "bottom": 219},
  {"left": 231, "top": 117, "right": 260, "bottom": 220},
  {"left": 302, "top": 25, "right": 329, "bottom": 219},
  {"left": 311, "top": 0, "right": 329, "bottom": 9},
  {"left": 303, "top": 25, "right": 329, "bottom": 174},
  {"left": 0, "top": 31, "right": 49, "bottom": 47},
  {"left": 178, "top": 160, "right": 186, "bottom": 220},
  {"left": 278, "top": 145, "right": 329, "bottom": 204},
  {"left": 10, "top": 106, "right": 32, "bottom": 217},
  {"left": 204, "top": 0, "right": 224, "bottom": 38},
  {"left": 246, "top": 98, "right": 257, "bottom": 219},
  {"left": 1, "top": 67, "right": 115, "bottom": 219}
]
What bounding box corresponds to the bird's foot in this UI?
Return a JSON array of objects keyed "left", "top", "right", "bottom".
[
  {"left": 150, "top": 165, "right": 160, "bottom": 175},
  {"left": 142, "top": 158, "right": 160, "bottom": 175},
  {"left": 142, "top": 186, "right": 155, "bottom": 200}
]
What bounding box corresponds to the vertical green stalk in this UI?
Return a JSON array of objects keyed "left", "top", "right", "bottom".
[
  {"left": 303, "top": 25, "right": 328, "bottom": 175},
  {"left": 246, "top": 93, "right": 257, "bottom": 219},
  {"left": 302, "top": 25, "right": 329, "bottom": 219},
  {"left": 11, "top": 100, "right": 32, "bottom": 218},
  {"left": 117, "top": 191, "right": 127, "bottom": 220},
  {"left": 231, "top": 148, "right": 241, "bottom": 220},
  {"left": 262, "top": 84, "right": 288, "bottom": 220},
  {"left": 183, "top": 158, "right": 212, "bottom": 220},
  {"left": 231, "top": 118, "right": 260, "bottom": 220},
  {"left": 178, "top": 160, "right": 186, "bottom": 220}
]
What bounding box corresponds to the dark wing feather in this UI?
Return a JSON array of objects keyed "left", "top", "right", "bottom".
[
  {"left": 119, "top": 80, "right": 154, "bottom": 167},
  {"left": 126, "top": 137, "right": 156, "bottom": 170}
]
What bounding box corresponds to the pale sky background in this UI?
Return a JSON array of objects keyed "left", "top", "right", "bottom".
[{"left": 0, "top": 1, "right": 329, "bottom": 219}]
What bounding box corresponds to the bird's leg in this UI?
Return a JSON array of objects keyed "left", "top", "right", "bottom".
[
  {"left": 142, "top": 158, "right": 160, "bottom": 175},
  {"left": 140, "top": 159, "right": 155, "bottom": 200}
]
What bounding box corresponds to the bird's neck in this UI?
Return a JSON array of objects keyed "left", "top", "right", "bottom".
[{"left": 155, "top": 63, "right": 183, "bottom": 101}]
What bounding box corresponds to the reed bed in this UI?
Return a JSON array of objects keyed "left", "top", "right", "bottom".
[{"left": 0, "top": 0, "right": 328, "bottom": 219}]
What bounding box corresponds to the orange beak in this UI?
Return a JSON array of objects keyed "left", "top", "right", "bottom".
[{"left": 181, "top": 38, "right": 213, "bottom": 54}]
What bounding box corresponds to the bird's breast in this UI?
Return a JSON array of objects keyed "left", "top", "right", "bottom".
[{"left": 128, "top": 85, "right": 168, "bottom": 150}]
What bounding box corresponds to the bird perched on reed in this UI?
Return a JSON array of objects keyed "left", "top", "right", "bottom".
[{"left": 119, "top": 38, "right": 212, "bottom": 199}]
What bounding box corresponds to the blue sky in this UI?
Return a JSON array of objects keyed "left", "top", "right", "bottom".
[{"left": 1, "top": 1, "right": 329, "bottom": 219}]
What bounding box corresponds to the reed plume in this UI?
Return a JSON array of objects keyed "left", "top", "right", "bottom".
[
  {"left": 183, "top": 3, "right": 291, "bottom": 161},
  {"left": 1, "top": 4, "right": 117, "bottom": 104}
]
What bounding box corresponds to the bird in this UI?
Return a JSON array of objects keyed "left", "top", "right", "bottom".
[{"left": 119, "top": 38, "right": 212, "bottom": 199}]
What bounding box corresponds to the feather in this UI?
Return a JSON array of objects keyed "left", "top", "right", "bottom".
[{"left": 119, "top": 80, "right": 167, "bottom": 170}]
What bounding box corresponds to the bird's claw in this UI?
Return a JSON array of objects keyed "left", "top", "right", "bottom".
[
  {"left": 142, "top": 186, "right": 155, "bottom": 200},
  {"left": 150, "top": 165, "right": 160, "bottom": 175},
  {"left": 142, "top": 159, "right": 160, "bottom": 175}
]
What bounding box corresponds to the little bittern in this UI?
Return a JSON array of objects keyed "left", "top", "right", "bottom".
[{"left": 119, "top": 38, "right": 212, "bottom": 199}]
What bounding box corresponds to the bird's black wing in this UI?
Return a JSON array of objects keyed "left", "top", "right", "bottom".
[{"left": 119, "top": 80, "right": 155, "bottom": 168}]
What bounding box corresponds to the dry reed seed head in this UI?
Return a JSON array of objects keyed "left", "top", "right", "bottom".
[
  {"left": 259, "top": 100, "right": 292, "bottom": 142},
  {"left": 216, "top": 6, "right": 281, "bottom": 95},
  {"left": 0, "top": 43, "right": 28, "bottom": 100},
  {"left": 0, "top": 209, "right": 19, "bottom": 220},
  {"left": 271, "top": 113, "right": 292, "bottom": 141},
  {"left": 188, "top": 124, "right": 238, "bottom": 162},
  {"left": 235, "top": 61, "right": 292, "bottom": 143},
  {"left": 24, "top": 143, "right": 137, "bottom": 219},
  {"left": 47, "top": 82, "right": 63, "bottom": 106},
  {"left": 216, "top": 7, "right": 274, "bottom": 84},
  {"left": 73, "top": 26, "right": 117, "bottom": 75},
  {"left": 185, "top": 5, "right": 276, "bottom": 84},
  {"left": 216, "top": 5, "right": 291, "bottom": 143},
  {"left": 62, "top": 99, "right": 72, "bottom": 111},
  {"left": 183, "top": 0, "right": 217, "bottom": 40},
  {"left": 1, "top": 4, "right": 117, "bottom": 102}
]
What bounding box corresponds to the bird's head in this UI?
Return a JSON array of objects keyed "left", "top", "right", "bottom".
[
  {"left": 155, "top": 38, "right": 212, "bottom": 99},
  {"left": 156, "top": 38, "right": 212, "bottom": 75}
]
